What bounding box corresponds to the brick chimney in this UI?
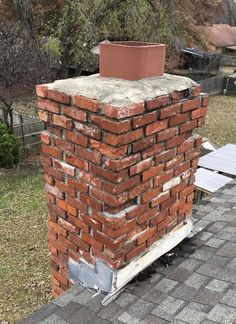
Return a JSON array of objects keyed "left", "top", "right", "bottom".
[{"left": 37, "top": 74, "right": 208, "bottom": 301}]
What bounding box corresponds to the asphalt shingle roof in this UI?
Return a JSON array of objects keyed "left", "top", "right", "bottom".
[{"left": 20, "top": 179, "right": 236, "bottom": 324}]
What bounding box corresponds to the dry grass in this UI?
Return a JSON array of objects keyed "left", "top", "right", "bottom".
[
  {"left": 0, "top": 164, "right": 51, "bottom": 324},
  {"left": 197, "top": 95, "right": 236, "bottom": 147}
]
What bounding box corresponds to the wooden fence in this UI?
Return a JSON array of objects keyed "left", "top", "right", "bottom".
[
  {"left": 0, "top": 108, "right": 45, "bottom": 156},
  {"left": 199, "top": 75, "right": 225, "bottom": 95}
]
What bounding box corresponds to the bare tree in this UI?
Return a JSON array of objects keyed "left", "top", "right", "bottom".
[{"left": 0, "top": 21, "right": 55, "bottom": 132}]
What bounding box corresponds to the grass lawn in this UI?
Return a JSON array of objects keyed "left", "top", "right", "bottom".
[
  {"left": 197, "top": 95, "right": 236, "bottom": 147},
  {"left": 0, "top": 94, "right": 235, "bottom": 323},
  {"left": 0, "top": 164, "right": 51, "bottom": 323}
]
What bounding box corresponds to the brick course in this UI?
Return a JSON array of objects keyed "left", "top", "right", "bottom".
[{"left": 37, "top": 81, "right": 208, "bottom": 297}]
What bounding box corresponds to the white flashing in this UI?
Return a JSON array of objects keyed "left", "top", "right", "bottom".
[{"left": 102, "top": 219, "right": 193, "bottom": 305}]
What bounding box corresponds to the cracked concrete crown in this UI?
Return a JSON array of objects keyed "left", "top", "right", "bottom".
[{"left": 47, "top": 73, "right": 197, "bottom": 107}]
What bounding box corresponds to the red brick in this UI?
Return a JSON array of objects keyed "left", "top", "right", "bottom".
[
  {"left": 169, "top": 199, "right": 185, "bottom": 214},
  {"left": 132, "top": 111, "right": 157, "bottom": 128},
  {"left": 104, "top": 129, "right": 143, "bottom": 146},
  {"left": 92, "top": 115, "right": 130, "bottom": 134},
  {"left": 75, "top": 122, "right": 100, "bottom": 140},
  {"left": 185, "top": 147, "right": 200, "bottom": 161},
  {"left": 157, "top": 127, "right": 177, "bottom": 142},
  {"left": 129, "top": 181, "right": 151, "bottom": 199},
  {"left": 104, "top": 176, "right": 140, "bottom": 195},
  {"left": 150, "top": 210, "right": 167, "bottom": 226},
  {"left": 160, "top": 103, "right": 181, "bottom": 119},
  {"left": 44, "top": 173, "right": 54, "bottom": 185},
  {"left": 142, "top": 187, "right": 161, "bottom": 203},
  {"left": 80, "top": 193, "right": 102, "bottom": 211},
  {"left": 151, "top": 191, "right": 170, "bottom": 207},
  {"left": 68, "top": 214, "right": 89, "bottom": 233},
  {"left": 142, "top": 164, "right": 163, "bottom": 181},
  {"left": 74, "top": 95, "right": 100, "bottom": 112},
  {"left": 58, "top": 217, "right": 76, "bottom": 233},
  {"left": 93, "top": 231, "right": 124, "bottom": 251},
  {"left": 38, "top": 98, "right": 60, "bottom": 114},
  {"left": 38, "top": 110, "right": 49, "bottom": 122},
  {"left": 91, "top": 188, "right": 128, "bottom": 207},
  {"left": 64, "top": 106, "right": 87, "bottom": 121},
  {"left": 51, "top": 269, "right": 69, "bottom": 287},
  {"left": 177, "top": 140, "right": 194, "bottom": 154},
  {"left": 54, "top": 138, "right": 74, "bottom": 153},
  {"left": 80, "top": 213, "right": 102, "bottom": 231},
  {"left": 67, "top": 196, "right": 88, "bottom": 214},
  {"left": 75, "top": 146, "right": 101, "bottom": 164},
  {"left": 104, "top": 102, "right": 145, "bottom": 119},
  {"left": 58, "top": 199, "right": 77, "bottom": 216},
  {"left": 65, "top": 130, "right": 88, "bottom": 147},
  {"left": 93, "top": 248, "right": 124, "bottom": 269},
  {"left": 132, "top": 136, "right": 155, "bottom": 153},
  {"left": 167, "top": 135, "right": 186, "bottom": 148},
  {"left": 171, "top": 90, "right": 188, "bottom": 103},
  {"left": 171, "top": 182, "right": 187, "bottom": 196},
  {"left": 169, "top": 113, "right": 189, "bottom": 127},
  {"left": 138, "top": 207, "right": 159, "bottom": 225},
  {"left": 191, "top": 107, "right": 207, "bottom": 119},
  {"left": 137, "top": 227, "right": 156, "bottom": 245},
  {"left": 58, "top": 235, "right": 77, "bottom": 252},
  {"left": 55, "top": 180, "right": 76, "bottom": 197},
  {"left": 105, "top": 154, "right": 141, "bottom": 172},
  {"left": 103, "top": 219, "right": 136, "bottom": 239},
  {"left": 65, "top": 154, "right": 89, "bottom": 171},
  {"left": 67, "top": 177, "right": 89, "bottom": 193},
  {"left": 197, "top": 117, "right": 206, "bottom": 127},
  {"left": 53, "top": 115, "right": 72, "bottom": 130},
  {"left": 54, "top": 159, "right": 75, "bottom": 176},
  {"left": 130, "top": 158, "right": 154, "bottom": 175},
  {"left": 69, "top": 233, "right": 90, "bottom": 252},
  {"left": 147, "top": 229, "right": 165, "bottom": 247},
  {"left": 174, "top": 162, "right": 191, "bottom": 176},
  {"left": 42, "top": 144, "right": 62, "bottom": 159},
  {"left": 47, "top": 89, "right": 70, "bottom": 104},
  {"left": 48, "top": 220, "right": 67, "bottom": 237},
  {"left": 36, "top": 84, "right": 48, "bottom": 97},
  {"left": 46, "top": 183, "right": 63, "bottom": 199},
  {"left": 46, "top": 166, "right": 63, "bottom": 181},
  {"left": 125, "top": 243, "right": 146, "bottom": 262},
  {"left": 79, "top": 171, "right": 102, "bottom": 189},
  {"left": 195, "top": 136, "right": 202, "bottom": 147},
  {"left": 179, "top": 184, "right": 195, "bottom": 198},
  {"left": 160, "top": 195, "right": 177, "bottom": 210},
  {"left": 165, "top": 155, "right": 184, "bottom": 170},
  {"left": 182, "top": 98, "right": 200, "bottom": 112},
  {"left": 154, "top": 170, "right": 174, "bottom": 187},
  {"left": 42, "top": 155, "right": 52, "bottom": 166},
  {"left": 146, "top": 120, "right": 168, "bottom": 136},
  {"left": 155, "top": 150, "right": 176, "bottom": 164},
  {"left": 142, "top": 143, "right": 164, "bottom": 159},
  {"left": 126, "top": 203, "right": 149, "bottom": 220},
  {"left": 91, "top": 164, "right": 128, "bottom": 183},
  {"left": 191, "top": 85, "right": 201, "bottom": 97},
  {"left": 41, "top": 131, "right": 51, "bottom": 145},
  {"left": 146, "top": 95, "right": 169, "bottom": 110},
  {"left": 180, "top": 120, "right": 198, "bottom": 134},
  {"left": 90, "top": 140, "right": 127, "bottom": 159}
]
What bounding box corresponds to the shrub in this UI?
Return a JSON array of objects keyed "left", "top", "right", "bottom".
[{"left": 0, "top": 122, "right": 20, "bottom": 168}]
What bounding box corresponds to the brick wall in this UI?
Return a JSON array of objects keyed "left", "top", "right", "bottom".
[{"left": 37, "top": 79, "right": 208, "bottom": 297}]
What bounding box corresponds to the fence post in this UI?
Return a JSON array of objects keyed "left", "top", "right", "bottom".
[{"left": 19, "top": 114, "right": 27, "bottom": 158}]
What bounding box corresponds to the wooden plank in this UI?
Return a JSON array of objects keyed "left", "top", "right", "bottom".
[{"left": 195, "top": 168, "right": 232, "bottom": 193}]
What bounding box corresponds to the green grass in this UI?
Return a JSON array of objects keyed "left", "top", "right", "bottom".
[
  {"left": 0, "top": 166, "right": 51, "bottom": 323},
  {"left": 197, "top": 95, "right": 236, "bottom": 147}
]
